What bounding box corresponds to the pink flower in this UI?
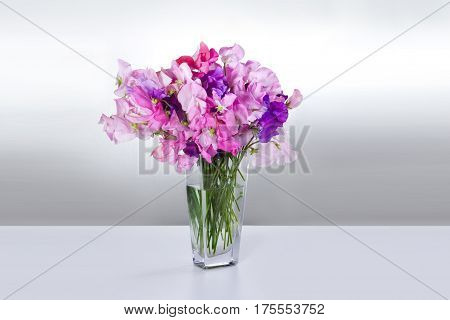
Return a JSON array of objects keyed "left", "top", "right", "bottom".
[
  {"left": 218, "top": 109, "right": 238, "bottom": 135},
  {"left": 286, "top": 89, "right": 303, "bottom": 109},
  {"left": 246, "top": 66, "right": 281, "bottom": 98},
  {"left": 176, "top": 154, "right": 197, "bottom": 172},
  {"left": 196, "top": 129, "right": 218, "bottom": 162},
  {"left": 212, "top": 92, "right": 236, "bottom": 112},
  {"left": 99, "top": 114, "right": 136, "bottom": 144},
  {"left": 115, "top": 97, "right": 131, "bottom": 117},
  {"left": 141, "top": 68, "right": 167, "bottom": 90},
  {"left": 197, "top": 129, "right": 216, "bottom": 148},
  {"left": 176, "top": 42, "right": 219, "bottom": 75},
  {"left": 114, "top": 59, "right": 132, "bottom": 97},
  {"left": 217, "top": 137, "right": 240, "bottom": 156},
  {"left": 146, "top": 105, "right": 169, "bottom": 132},
  {"left": 157, "top": 70, "right": 172, "bottom": 87},
  {"left": 230, "top": 102, "right": 249, "bottom": 125},
  {"left": 236, "top": 82, "right": 266, "bottom": 122},
  {"left": 128, "top": 85, "right": 153, "bottom": 109},
  {"left": 177, "top": 82, "right": 207, "bottom": 121},
  {"left": 251, "top": 133, "right": 297, "bottom": 167},
  {"left": 151, "top": 139, "right": 178, "bottom": 165},
  {"left": 219, "top": 44, "right": 245, "bottom": 67},
  {"left": 122, "top": 104, "right": 151, "bottom": 123},
  {"left": 162, "top": 112, "right": 187, "bottom": 132},
  {"left": 215, "top": 116, "right": 241, "bottom": 156},
  {"left": 235, "top": 125, "right": 254, "bottom": 147},
  {"left": 163, "top": 61, "right": 193, "bottom": 85},
  {"left": 193, "top": 42, "right": 219, "bottom": 73},
  {"left": 98, "top": 98, "right": 138, "bottom": 143},
  {"left": 224, "top": 63, "right": 245, "bottom": 93}
]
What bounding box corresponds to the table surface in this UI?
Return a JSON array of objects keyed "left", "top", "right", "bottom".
[{"left": 1, "top": 226, "right": 449, "bottom": 300}]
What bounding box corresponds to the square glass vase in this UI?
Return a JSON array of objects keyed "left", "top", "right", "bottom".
[{"left": 186, "top": 156, "right": 248, "bottom": 269}]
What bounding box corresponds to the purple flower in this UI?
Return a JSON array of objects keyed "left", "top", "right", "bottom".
[
  {"left": 147, "top": 87, "right": 166, "bottom": 100},
  {"left": 162, "top": 94, "right": 187, "bottom": 123},
  {"left": 201, "top": 67, "right": 228, "bottom": 97},
  {"left": 258, "top": 95, "right": 288, "bottom": 143},
  {"left": 183, "top": 140, "right": 200, "bottom": 157}
]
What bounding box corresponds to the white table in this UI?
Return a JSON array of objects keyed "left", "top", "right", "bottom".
[{"left": 0, "top": 227, "right": 449, "bottom": 299}]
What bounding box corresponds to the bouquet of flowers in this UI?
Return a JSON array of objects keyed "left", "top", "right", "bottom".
[{"left": 100, "top": 43, "right": 302, "bottom": 267}]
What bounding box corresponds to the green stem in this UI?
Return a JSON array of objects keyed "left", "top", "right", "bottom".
[{"left": 189, "top": 154, "right": 247, "bottom": 255}]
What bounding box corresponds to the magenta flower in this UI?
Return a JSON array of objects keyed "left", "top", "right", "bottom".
[
  {"left": 176, "top": 42, "right": 219, "bottom": 75},
  {"left": 193, "top": 42, "right": 219, "bottom": 74}
]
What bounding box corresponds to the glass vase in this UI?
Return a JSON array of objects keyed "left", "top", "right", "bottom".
[{"left": 186, "top": 154, "right": 249, "bottom": 269}]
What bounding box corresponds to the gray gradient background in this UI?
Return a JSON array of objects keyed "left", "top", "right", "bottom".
[{"left": 1, "top": 0, "right": 449, "bottom": 225}]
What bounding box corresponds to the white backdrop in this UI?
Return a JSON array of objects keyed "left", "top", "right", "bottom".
[{"left": 1, "top": 0, "right": 449, "bottom": 225}]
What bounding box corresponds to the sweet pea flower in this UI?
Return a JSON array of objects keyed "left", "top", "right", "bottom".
[
  {"left": 187, "top": 111, "right": 216, "bottom": 140},
  {"left": 99, "top": 114, "right": 136, "bottom": 144},
  {"left": 193, "top": 42, "right": 219, "bottom": 74},
  {"left": 127, "top": 85, "right": 153, "bottom": 109},
  {"left": 115, "top": 98, "right": 131, "bottom": 117},
  {"left": 236, "top": 82, "right": 266, "bottom": 122},
  {"left": 251, "top": 133, "right": 297, "bottom": 168},
  {"left": 196, "top": 128, "right": 218, "bottom": 162},
  {"left": 161, "top": 93, "right": 187, "bottom": 124},
  {"left": 114, "top": 59, "right": 132, "bottom": 97},
  {"left": 216, "top": 113, "right": 241, "bottom": 156},
  {"left": 211, "top": 91, "right": 236, "bottom": 113},
  {"left": 219, "top": 44, "right": 245, "bottom": 67},
  {"left": 230, "top": 102, "right": 249, "bottom": 125},
  {"left": 140, "top": 68, "right": 167, "bottom": 91},
  {"left": 182, "top": 140, "right": 200, "bottom": 157},
  {"left": 200, "top": 67, "right": 228, "bottom": 97},
  {"left": 246, "top": 66, "right": 282, "bottom": 98},
  {"left": 163, "top": 61, "right": 193, "bottom": 85},
  {"left": 258, "top": 95, "right": 288, "bottom": 143},
  {"left": 218, "top": 109, "right": 238, "bottom": 136},
  {"left": 177, "top": 81, "right": 207, "bottom": 121},
  {"left": 99, "top": 98, "right": 137, "bottom": 143},
  {"left": 176, "top": 154, "right": 197, "bottom": 172},
  {"left": 162, "top": 111, "right": 187, "bottom": 133},
  {"left": 176, "top": 42, "right": 219, "bottom": 75},
  {"left": 175, "top": 55, "right": 196, "bottom": 70},
  {"left": 157, "top": 70, "right": 173, "bottom": 87},
  {"left": 217, "top": 137, "right": 240, "bottom": 156},
  {"left": 152, "top": 139, "right": 179, "bottom": 165},
  {"left": 286, "top": 89, "right": 303, "bottom": 109},
  {"left": 225, "top": 60, "right": 260, "bottom": 92},
  {"left": 235, "top": 125, "right": 254, "bottom": 147},
  {"left": 147, "top": 105, "right": 169, "bottom": 132}
]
